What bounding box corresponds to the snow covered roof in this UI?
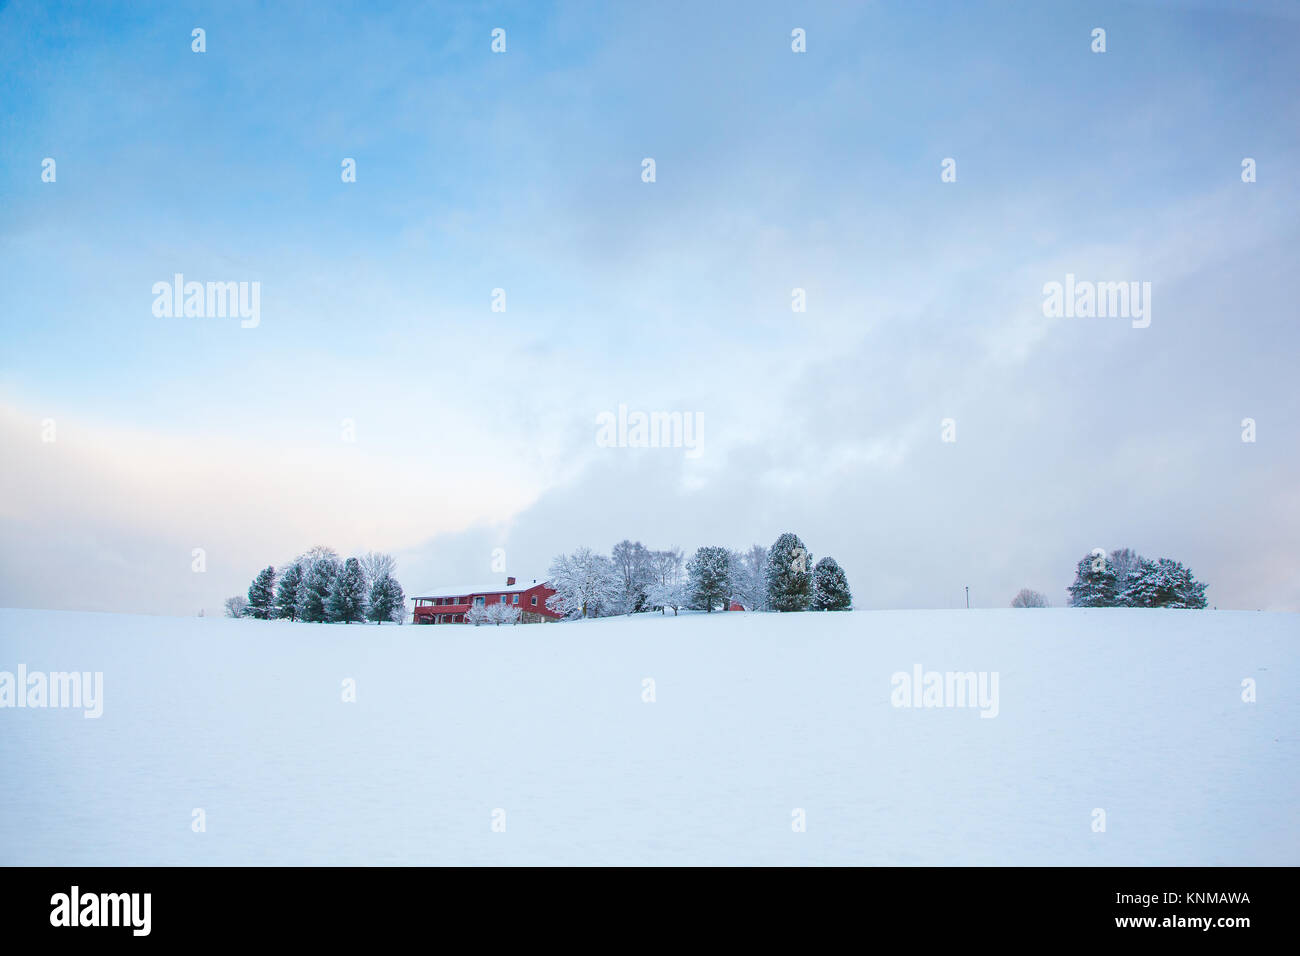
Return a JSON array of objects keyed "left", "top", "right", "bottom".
[{"left": 412, "top": 579, "right": 547, "bottom": 599}]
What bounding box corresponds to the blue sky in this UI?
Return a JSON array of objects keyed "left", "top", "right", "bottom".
[{"left": 2, "top": 0, "right": 1298, "bottom": 613}]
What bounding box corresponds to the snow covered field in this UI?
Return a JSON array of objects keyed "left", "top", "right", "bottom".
[{"left": 1, "top": 606, "right": 1296, "bottom": 866}]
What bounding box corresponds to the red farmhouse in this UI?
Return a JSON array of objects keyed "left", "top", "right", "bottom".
[{"left": 411, "top": 576, "right": 561, "bottom": 625}]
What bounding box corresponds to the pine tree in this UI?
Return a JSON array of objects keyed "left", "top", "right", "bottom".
[
  {"left": 1066, "top": 551, "right": 1117, "bottom": 607},
  {"left": 246, "top": 566, "right": 277, "bottom": 620},
  {"left": 1107, "top": 549, "right": 1142, "bottom": 603},
  {"left": 1119, "top": 558, "right": 1207, "bottom": 608},
  {"left": 327, "top": 557, "right": 368, "bottom": 623},
  {"left": 765, "top": 532, "right": 813, "bottom": 611},
  {"left": 367, "top": 573, "right": 406, "bottom": 623},
  {"left": 275, "top": 562, "right": 304, "bottom": 620},
  {"left": 811, "top": 557, "right": 852, "bottom": 610},
  {"left": 686, "top": 546, "right": 733, "bottom": 612},
  {"left": 301, "top": 556, "right": 340, "bottom": 622}
]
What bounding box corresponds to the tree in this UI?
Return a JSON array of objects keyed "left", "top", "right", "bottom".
[
  {"left": 298, "top": 548, "right": 340, "bottom": 622},
  {"left": 645, "top": 547, "right": 685, "bottom": 614},
  {"left": 275, "top": 562, "right": 305, "bottom": 620},
  {"left": 466, "top": 604, "right": 492, "bottom": 626},
  {"left": 811, "top": 557, "right": 852, "bottom": 610},
  {"left": 246, "top": 566, "right": 277, "bottom": 620},
  {"left": 546, "top": 548, "right": 621, "bottom": 619},
  {"left": 327, "top": 557, "right": 368, "bottom": 623},
  {"left": 1118, "top": 558, "right": 1208, "bottom": 608},
  {"left": 611, "top": 540, "right": 655, "bottom": 614},
  {"left": 732, "top": 544, "right": 769, "bottom": 611},
  {"left": 1066, "top": 550, "right": 1117, "bottom": 607},
  {"left": 1010, "top": 588, "right": 1049, "bottom": 608},
  {"left": 367, "top": 572, "right": 406, "bottom": 623},
  {"left": 687, "top": 546, "right": 733, "bottom": 612},
  {"left": 490, "top": 602, "right": 521, "bottom": 626},
  {"left": 1108, "top": 548, "right": 1142, "bottom": 601},
  {"left": 766, "top": 532, "right": 813, "bottom": 611},
  {"left": 224, "top": 595, "right": 249, "bottom": 618},
  {"left": 646, "top": 579, "right": 687, "bottom": 616},
  {"left": 301, "top": 554, "right": 340, "bottom": 622},
  {"left": 359, "top": 551, "right": 396, "bottom": 592}
]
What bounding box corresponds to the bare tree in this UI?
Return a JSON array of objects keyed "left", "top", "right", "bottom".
[
  {"left": 1011, "top": 588, "right": 1049, "bottom": 608},
  {"left": 359, "top": 551, "right": 397, "bottom": 591}
]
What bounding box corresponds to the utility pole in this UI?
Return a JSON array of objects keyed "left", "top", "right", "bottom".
[{"left": 965, "top": 586, "right": 970, "bottom": 609}]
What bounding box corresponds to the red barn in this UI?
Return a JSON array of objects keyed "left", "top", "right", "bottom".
[{"left": 411, "top": 576, "right": 561, "bottom": 625}]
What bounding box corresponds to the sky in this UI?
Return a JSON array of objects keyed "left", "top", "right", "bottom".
[{"left": 1, "top": 0, "right": 1298, "bottom": 614}]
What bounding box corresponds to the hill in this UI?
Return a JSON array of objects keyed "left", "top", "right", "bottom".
[{"left": 0, "top": 606, "right": 1295, "bottom": 865}]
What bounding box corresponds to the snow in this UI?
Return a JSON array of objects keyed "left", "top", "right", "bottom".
[{"left": 0, "top": 606, "right": 1295, "bottom": 865}]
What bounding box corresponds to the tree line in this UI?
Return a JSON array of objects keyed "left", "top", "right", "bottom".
[
  {"left": 225, "top": 547, "right": 407, "bottom": 623},
  {"left": 544, "top": 532, "right": 852, "bottom": 619},
  {"left": 1012, "top": 547, "right": 1209, "bottom": 608}
]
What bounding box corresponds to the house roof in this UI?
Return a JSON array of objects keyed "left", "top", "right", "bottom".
[{"left": 412, "top": 579, "right": 548, "bottom": 599}]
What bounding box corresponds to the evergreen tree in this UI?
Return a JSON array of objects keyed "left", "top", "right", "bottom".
[
  {"left": 1066, "top": 550, "right": 1117, "bottom": 607},
  {"left": 1108, "top": 548, "right": 1142, "bottom": 603},
  {"left": 765, "top": 532, "right": 813, "bottom": 611},
  {"left": 275, "top": 562, "right": 304, "bottom": 620},
  {"left": 246, "top": 566, "right": 277, "bottom": 620},
  {"left": 686, "top": 546, "right": 733, "bottom": 612},
  {"left": 301, "top": 555, "right": 340, "bottom": 622},
  {"left": 811, "top": 557, "right": 852, "bottom": 610},
  {"left": 1118, "top": 558, "right": 1207, "bottom": 608},
  {"left": 367, "top": 572, "right": 406, "bottom": 623},
  {"left": 327, "top": 557, "right": 368, "bottom": 623}
]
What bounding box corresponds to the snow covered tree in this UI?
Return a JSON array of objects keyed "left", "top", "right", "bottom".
[
  {"left": 644, "top": 547, "right": 685, "bottom": 614},
  {"left": 1010, "top": 588, "right": 1048, "bottom": 608},
  {"left": 301, "top": 553, "right": 340, "bottom": 622},
  {"left": 646, "top": 579, "right": 687, "bottom": 616},
  {"left": 246, "top": 566, "right": 277, "bottom": 620},
  {"left": 275, "top": 562, "right": 304, "bottom": 620},
  {"left": 466, "top": 604, "right": 491, "bottom": 626},
  {"left": 686, "top": 546, "right": 733, "bottom": 612},
  {"left": 1066, "top": 550, "right": 1117, "bottom": 607},
  {"left": 811, "top": 557, "right": 852, "bottom": 610},
  {"left": 327, "top": 557, "right": 368, "bottom": 623},
  {"left": 546, "top": 548, "right": 621, "bottom": 619},
  {"left": 732, "top": 544, "right": 769, "bottom": 611},
  {"left": 224, "top": 595, "right": 249, "bottom": 618},
  {"left": 1118, "top": 558, "right": 1208, "bottom": 608},
  {"left": 1107, "top": 548, "right": 1142, "bottom": 603},
  {"left": 360, "top": 551, "right": 396, "bottom": 592},
  {"left": 766, "top": 532, "right": 813, "bottom": 611},
  {"left": 611, "top": 540, "right": 655, "bottom": 614},
  {"left": 489, "top": 602, "right": 521, "bottom": 625},
  {"left": 367, "top": 572, "right": 406, "bottom": 623}
]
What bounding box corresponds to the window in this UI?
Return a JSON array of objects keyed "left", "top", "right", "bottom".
[
  {"left": 475, "top": 596, "right": 485, "bottom": 606},
  {"left": 501, "top": 594, "right": 508, "bottom": 602},
  {"left": 512, "top": 594, "right": 519, "bottom": 604},
  {"left": 531, "top": 596, "right": 537, "bottom": 606}
]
